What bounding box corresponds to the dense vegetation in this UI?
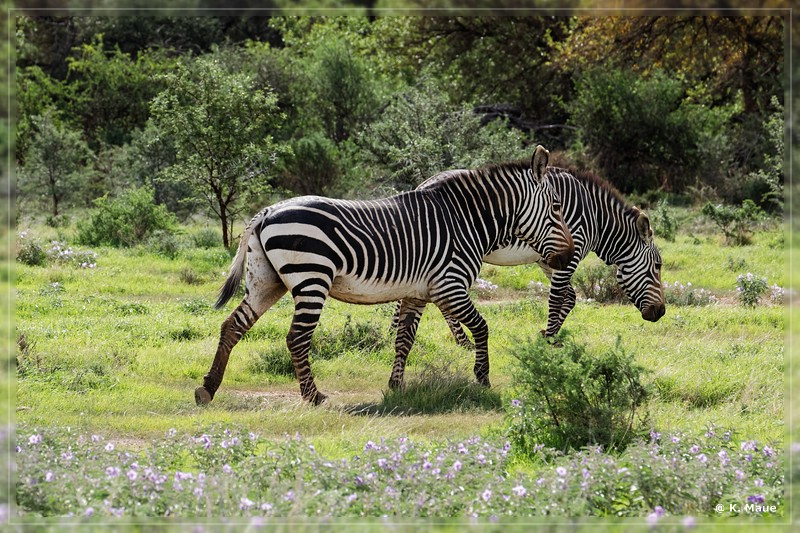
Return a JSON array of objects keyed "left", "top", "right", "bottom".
[{"left": 16, "top": 15, "right": 785, "bottom": 243}]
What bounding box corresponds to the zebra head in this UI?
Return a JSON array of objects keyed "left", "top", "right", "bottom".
[
  {"left": 615, "top": 211, "right": 666, "bottom": 322},
  {"left": 516, "top": 146, "right": 575, "bottom": 270}
]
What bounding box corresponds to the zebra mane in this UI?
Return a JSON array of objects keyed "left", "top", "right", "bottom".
[
  {"left": 419, "top": 160, "right": 531, "bottom": 190},
  {"left": 549, "top": 164, "right": 642, "bottom": 218}
]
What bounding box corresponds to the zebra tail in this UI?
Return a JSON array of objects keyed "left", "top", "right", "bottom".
[{"left": 214, "top": 221, "right": 256, "bottom": 310}]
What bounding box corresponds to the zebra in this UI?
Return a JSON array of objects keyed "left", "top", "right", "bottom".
[
  {"left": 395, "top": 163, "right": 665, "bottom": 348},
  {"left": 195, "top": 146, "right": 575, "bottom": 406}
]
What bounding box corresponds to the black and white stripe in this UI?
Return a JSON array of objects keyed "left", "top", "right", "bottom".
[
  {"left": 417, "top": 165, "right": 665, "bottom": 346},
  {"left": 195, "top": 146, "right": 574, "bottom": 405}
]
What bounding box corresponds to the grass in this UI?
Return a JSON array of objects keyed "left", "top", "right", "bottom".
[{"left": 12, "top": 213, "right": 791, "bottom": 522}]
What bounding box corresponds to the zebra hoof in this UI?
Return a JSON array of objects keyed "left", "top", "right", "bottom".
[
  {"left": 307, "top": 391, "right": 328, "bottom": 406},
  {"left": 195, "top": 386, "right": 213, "bottom": 406},
  {"left": 387, "top": 379, "right": 404, "bottom": 391}
]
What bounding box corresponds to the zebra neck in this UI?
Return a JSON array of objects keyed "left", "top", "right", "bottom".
[{"left": 586, "top": 189, "right": 637, "bottom": 267}]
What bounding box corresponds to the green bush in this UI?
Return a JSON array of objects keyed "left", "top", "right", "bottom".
[
  {"left": 76, "top": 186, "right": 178, "bottom": 247},
  {"left": 651, "top": 199, "right": 678, "bottom": 242},
  {"left": 702, "top": 199, "right": 764, "bottom": 246},
  {"left": 567, "top": 68, "right": 735, "bottom": 194},
  {"left": 572, "top": 263, "right": 626, "bottom": 303},
  {"left": 506, "top": 335, "right": 650, "bottom": 453},
  {"left": 359, "top": 78, "right": 529, "bottom": 190},
  {"left": 16, "top": 238, "right": 48, "bottom": 266},
  {"left": 311, "top": 315, "right": 390, "bottom": 360},
  {"left": 736, "top": 273, "right": 769, "bottom": 308}
]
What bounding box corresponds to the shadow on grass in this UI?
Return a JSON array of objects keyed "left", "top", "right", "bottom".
[{"left": 343, "top": 365, "right": 503, "bottom": 417}]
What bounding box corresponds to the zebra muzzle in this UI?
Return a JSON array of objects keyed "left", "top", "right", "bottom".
[
  {"left": 546, "top": 248, "right": 573, "bottom": 271},
  {"left": 641, "top": 303, "right": 666, "bottom": 322}
]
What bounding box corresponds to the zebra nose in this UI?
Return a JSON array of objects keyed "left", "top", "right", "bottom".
[
  {"left": 546, "top": 249, "right": 573, "bottom": 270},
  {"left": 642, "top": 303, "right": 665, "bottom": 322}
]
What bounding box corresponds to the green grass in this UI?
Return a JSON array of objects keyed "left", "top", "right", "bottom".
[{"left": 14, "top": 217, "right": 787, "bottom": 454}]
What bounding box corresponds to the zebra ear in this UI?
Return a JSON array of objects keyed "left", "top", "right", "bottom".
[
  {"left": 530, "top": 145, "right": 549, "bottom": 184},
  {"left": 636, "top": 212, "right": 653, "bottom": 241}
]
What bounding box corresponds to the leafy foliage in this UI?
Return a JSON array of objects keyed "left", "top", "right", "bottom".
[
  {"left": 572, "top": 263, "right": 626, "bottom": 303},
  {"left": 567, "top": 68, "right": 736, "bottom": 194},
  {"left": 507, "top": 335, "right": 650, "bottom": 452},
  {"left": 736, "top": 273, "right": 769, "bottom": 308},
  {"left": 18, "top": 109, "right": 91, "bottom": 216},
  {"left": 148, "top": 51, "right": 283, "bottom": 247},
  {"left": 76, "top": 187, "right": 177, "bottom": 248},
  {"left": 702, "top": 199, "right": 764, "bottom": 246},
  {"left": 359, "top": 79, "right": 530, "bottom": 190}
]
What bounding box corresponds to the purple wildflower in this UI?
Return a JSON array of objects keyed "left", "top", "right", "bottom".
[
  {"left": 512, "top": 485, "right": 527, "bottom": 497},
  {"left": 556, "top": 466, "right": 567, "bottom": 477},
  {"left": 747, "top": 495, "right": 765, "bottom": 504},
  {"left": 481, "top": 489, "right": 492, "bottom": 502},
  {"left": 452, "top": 460, "right": 462, "bottom": 472},
  {"left": 697, "top": 453, "right": 708, "bottom": 463},
  {"left": 45, "top": 471, "right": 54, "bottom": 482},
  {"left": 85, "top": 507, "right": 94, "bottom": 517},
  {"left": 683, "top": 516, "right": 695, "bottom": 529},
  {"left": 105, "top": 442, "right": 115, "bottom": 452},
  {"left": 511, "top": 399, "right": 522, "bottom": 408},
  {"left": 105, "top": 466, "right": 121, "bottom": 478},
  {"left": 754, "top": 478, "right": 764, "bottom": 487},
  {"left": 28, "top": 435, "right": 41, "bottom": 445},
  {"left": 689, "top": 444, "right": 700, "bottom": 454}
]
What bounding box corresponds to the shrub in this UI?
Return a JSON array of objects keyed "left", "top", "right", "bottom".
[
  {"left": 702, "top": 199, "right": 764, "bottom": 246},
  {"left": 16, "top": 238, "right": 47, "bottom": 266},
  {"left": 507, "top": 334, "right": 650, "bottom": 453},
  {"left": 146, "top": 230, "right": 183, "bottom": 259},
  {"left": 736, "top": 273, "right": 769, "bottom": 308},
  {"left": 76, "top": 186, "right": 178, "bottom": 247},
  {"left": 663, "top": 281, "right": 718, "bottom": 306},
  {"left": 652, "top": 199, "right": 678, "bottom": 242},
  {"left": 191, "top": 227, "right": 222, "bottom": 249},
  {"left": 572, "top": 263, "right": 626, "bottom": 303}
]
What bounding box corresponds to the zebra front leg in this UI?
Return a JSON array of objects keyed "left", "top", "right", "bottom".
[
  {"left": 434, "top": 292, "right": 490, "bottom": 387},
  {"left": 543, "top": 283, "right": 576, "bottom": 337},
  {"left": 389, "top": 299, "right": 426, "bottom": 390}
]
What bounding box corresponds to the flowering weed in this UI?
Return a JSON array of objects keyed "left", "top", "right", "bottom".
[{"left": 15, "top": 426, "right": 784, "bottom": 519}]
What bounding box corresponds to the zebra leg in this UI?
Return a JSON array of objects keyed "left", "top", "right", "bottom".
[
  {"left": 286, "top": 280, "right": 330, "bottom": 405},
  {"left": 390, "top": 300, "right": 402, "bottom": 330},
  {"left": 388, "top": 299, "right": 426, "bottom": 390},
  {"left": 434, "top": 291, "right": 490, "bottom": 387},
  {"left": 442, "top": 311, "right": 474, "bottom": 350},
  {"left": 543, "top": 279, "right": 577, "bottom": 337},
  {"left": 196, "top": 285, "right": 287, "bottom": 406}
]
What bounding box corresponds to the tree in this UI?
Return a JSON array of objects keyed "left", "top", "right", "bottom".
[
  {"left": 149, "top": 51, "right": 283, "bottom": 248},
  {"left": 359, "top": 78, "right": 530, "bottom": 190},
  {"left": 18, "top": 110, "right": 91, "bottom": 216}
]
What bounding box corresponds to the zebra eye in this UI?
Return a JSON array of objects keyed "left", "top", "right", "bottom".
[{"left": 655, "top": 262, "right": 662, "bottom": 271}]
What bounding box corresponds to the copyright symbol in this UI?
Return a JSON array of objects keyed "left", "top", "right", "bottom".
[{"left": 715, "top": 504, "right": 725, "bottom": 513}]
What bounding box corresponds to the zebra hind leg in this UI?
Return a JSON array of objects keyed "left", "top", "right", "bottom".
[
  {"left": 388, "top": 299, "right": 426, "bottom": 390},
  {"left": 442, "top": 311, "right": 474, "bottom": 350},
  {"left": 196, "top": 285, "right": 287, "bottom": 406},
  {"left": 286, "top": 280, "right": 331, "bottom": 405}
]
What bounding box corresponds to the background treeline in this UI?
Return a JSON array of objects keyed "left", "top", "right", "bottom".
[{"left": 15, "top": 15, "right": 785, "bottom": 246}]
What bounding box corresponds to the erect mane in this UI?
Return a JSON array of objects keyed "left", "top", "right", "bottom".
[
  {"left": 549, "top": 163, "right": 641, "bottom": 218},
  {"left": 418, "top": 159, "right": 531, "bottom": 190}
]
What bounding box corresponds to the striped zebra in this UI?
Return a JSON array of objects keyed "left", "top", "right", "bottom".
[
  {"left": 397, "top": 164, "right": 665, "bottom": 348},
  {"left": 195, "top": 146, "right": 574, "bottom": 405}
]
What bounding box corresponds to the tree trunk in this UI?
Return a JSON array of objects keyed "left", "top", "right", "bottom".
[{"left": 220, "top": 203, "right": 229, "bottom": 249}]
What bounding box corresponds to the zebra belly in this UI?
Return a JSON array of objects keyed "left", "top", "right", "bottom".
[{"left": 329, "top": 275, "right": 431, "bottom": 305}]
